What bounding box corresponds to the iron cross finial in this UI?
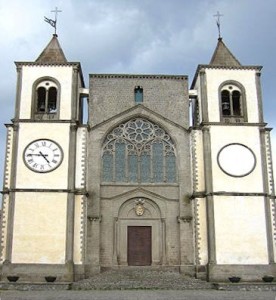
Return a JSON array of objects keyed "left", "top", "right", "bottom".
[
  {"left": 213, "top": 11, "right": 223, "bottom": 39},
  {"left": 44, "top": 7, "right": 62, "bottom": 35}
]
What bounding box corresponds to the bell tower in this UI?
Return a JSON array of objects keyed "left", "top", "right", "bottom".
[
  {"left": 0, "top": 34, "right": 87, "bottom": 282},
  {"left": 191, "top": 38, "right": 276, "bottom": 281}
]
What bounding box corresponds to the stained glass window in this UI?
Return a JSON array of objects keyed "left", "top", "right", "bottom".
[{"left": 102, "top": 118, "right": 177, "bottom": 183}]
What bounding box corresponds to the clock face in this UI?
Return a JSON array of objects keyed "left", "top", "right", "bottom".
[{"left": 23, "top": 139, "right": 63, "bottom": 173}]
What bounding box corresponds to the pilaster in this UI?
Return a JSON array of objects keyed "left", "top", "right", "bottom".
[
  {"left": 202, "top": 126, "right": 216, "bottom": 273},
  {"left": 178, "top": 216, "right": 194, "bottom": 273},
  {"left": 65, "top": 124, "right": 77, "bottom": 275},
  {"left": 71, "top": 66, "right": 79, "bottom": 121},
  {"left": 14, "top": 65, "right": 22, "bottom": 121},
  {"left": 85, "top": 215, "right": 101, "bottom": 276},
  {"left": 199, "top": 69, "right": 208, "bottom": 123},
  {"left": 256, "top": 71, "right": 264, "bottom": 124},
  {"left": 260, "top": 128, "right": 275, "bottom": 263},
  {"left": 5, "top": 124, "right": 20, "bottom": 263}
]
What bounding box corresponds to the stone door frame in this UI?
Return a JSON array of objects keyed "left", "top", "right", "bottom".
[{"left": 114, "top": 197, "right": 166, "bottom": 266}]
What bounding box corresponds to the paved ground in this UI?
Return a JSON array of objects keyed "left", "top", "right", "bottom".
[
  {"left": 0, "top": 290, "right": 276, "bottom": 300},
  {"left": 1, "top": 270, "right": 276, "bottom": 299},
  {"left": 71, "top": 269, "right": 213, "bottom": 290}
]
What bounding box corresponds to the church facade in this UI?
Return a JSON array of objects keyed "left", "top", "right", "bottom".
[{"left": 0, "top": 34, "right": 275, "bottom": 283}]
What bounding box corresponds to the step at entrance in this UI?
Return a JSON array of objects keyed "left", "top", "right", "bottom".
[{"left": 71, "top": 269, "right": 215, "bottom": 290}]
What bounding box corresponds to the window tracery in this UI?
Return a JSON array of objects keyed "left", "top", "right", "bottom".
[
  {"left": 220, "top": 82, "right": 247, "bottom": 123},
  {"left": 32, "top": 78, "right": 60, "bottom": 120},
  {"left": 102, "top": 118, "right": 177, "bottom": 183},
  {"left": 36, "top": 81, "right": 58, "bottom": 114}
]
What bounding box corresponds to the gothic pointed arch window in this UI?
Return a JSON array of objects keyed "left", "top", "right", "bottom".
[
  {"left": 220, "top": 82, "right": 247, "bottom": 123},
  {"left": 102, "top": 118, "right": 177, "bottom": 183},
  {"left": 33, "top": 78, "right": 60, "bottom": 120}
]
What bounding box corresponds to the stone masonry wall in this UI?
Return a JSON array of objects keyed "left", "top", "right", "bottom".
[{"left": 89, "top": 75, "right": 189, "bottom": 128}]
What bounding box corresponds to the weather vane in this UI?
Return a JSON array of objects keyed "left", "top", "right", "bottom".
[
  {"left": 44, "top": 7, "right": 62, "bottom": 35},
  {"left": 213, "top": 11, "right": 223, "bottom": 39}
]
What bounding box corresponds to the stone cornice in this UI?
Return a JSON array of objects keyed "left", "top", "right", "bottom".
[
  {"left": 1, "top": 188, "right": 88, "bottom": 195},
  {"left": 89, "top": 73, "right": 188, "bottom": 80},
  {"left": 191, "top": 191, "right": 275, "bottom": 198}
]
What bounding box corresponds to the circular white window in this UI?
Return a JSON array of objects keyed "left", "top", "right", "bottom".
[{"left": 217, "top": 143, "right": 256, "bottom": 177}]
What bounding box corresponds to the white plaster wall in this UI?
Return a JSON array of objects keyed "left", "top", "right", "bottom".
[
  {"left": 16, "top": 123, "right": 70, "bottom": 189},
  {"left": 196, "top": 198, "right": 208, "bottom": 265},
  {"left": 19, "top": 66, "right": 73, "bottom": 120},
  {"left": 12, "top": 192, "right": 67, "bottom": 264},
  {"left": 214, "top": 196, "right": 268, "bottom": 264},
  {"left": 75, "top": 128, "right": 86, "bottom": 189},
  {"left": 205, "top": 69, "right": 259, "bottom": 123},
  {"left": 73, "top": 195, "right": 85, "bottom": 264},
  {"left": 210, "top": 126, "right": 263, "bottom": 193}
]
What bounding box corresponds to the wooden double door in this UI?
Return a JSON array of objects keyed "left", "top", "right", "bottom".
[{"left": 127, "top": 226, "right": 152, "bottom": 266}]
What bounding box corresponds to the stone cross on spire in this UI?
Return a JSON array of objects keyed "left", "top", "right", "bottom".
[{"left": 213, "top": 11, "right": 223, "bottom": 39}]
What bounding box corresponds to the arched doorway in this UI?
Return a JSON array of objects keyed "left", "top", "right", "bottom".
[{"left": 115, "top": 197, "right": 165, "bottom": 266}]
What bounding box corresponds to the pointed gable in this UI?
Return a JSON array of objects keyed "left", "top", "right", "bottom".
[
  {"left": 35, "top": 34, "right": 67, "bottom": 64},
  {"left": 209, "top": 38, "right": 241, "bottom": 67}
]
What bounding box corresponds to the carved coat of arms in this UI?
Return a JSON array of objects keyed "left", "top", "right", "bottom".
[{"left": 135, "top": 199, "right": 145, "bottom": 216}]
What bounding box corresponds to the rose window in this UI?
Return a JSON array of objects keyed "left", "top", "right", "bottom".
[{"left": 102, "top": 118, "right": 177, "bottom": 183}]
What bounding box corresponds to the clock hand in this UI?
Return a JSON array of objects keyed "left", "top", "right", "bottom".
[
  {"left": 39, "top": 151, "right": 50, "bottom": 163},
  {"left": 27, "top": 153, "right": 49, "bottom": 157}
]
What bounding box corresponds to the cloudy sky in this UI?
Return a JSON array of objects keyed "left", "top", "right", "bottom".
[{"left": 0, "top": 0, "right": 276, "bottom": 188}]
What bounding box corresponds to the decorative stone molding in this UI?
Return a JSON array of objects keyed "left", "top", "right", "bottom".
[
  {"left": 0, "top": 195, "right": 9, "bottom": 263},
  {"left": 87, "top": 215, "right": 102, "bottom": 222},
  {"left": 80, "top": 195, "right": 86, "bottom": 263},
  {"left": 80, "top": 128, "right": 87, "bottom": 188},
  {"left": 16, "top": 65, "right": 22, "bottom": 72},
  {"left": 201, "top": 126, "right": 210, "bottom": 132},
  {"left": 74, "top": 189, "right": 88, "bottom": 196},
  {"left": 193, "top": 198, "right": 201, "bottom": 265},
  {"left": 73, "top": 65, "right": 79, "bottom": 73},
  {"left": 177, "top": 216, "right": 193, "bottom": 223},
  {"left": 263, "top": 130, "right": 276, "bottom": 247},
  {"left": 70, "top": 123, "right": 78, "bottom": 131},
  {"left": 3, "top": 127, "right": 13, "bottom": 190},
  {"left": 0, "top": 189, "right": 10, "bottom": 195},
  {"left": 192, "top": 191, "right": 272, "bottom": 198},
  {"left": 12, "top": 124, "right": 19, "bottom": 132},
  {"left": 90, "top": 74, "right": 187, "bottom": 80},
  {"left": 191, "top": 131, "right": 199, "bottom": 192},
  {"left": 5, "top": 188, "right": 75, "bottom": 193}
]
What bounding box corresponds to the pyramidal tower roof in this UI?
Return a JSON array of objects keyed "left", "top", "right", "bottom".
[
  {"left": 191, "top": 37, "right": 262, "bottom": 89},
  {"left": 209, "top": 37, "right": 241, "bottom": 67},
  {"left": 35, "top": 34, "right": 67, "bottom": 63}
]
